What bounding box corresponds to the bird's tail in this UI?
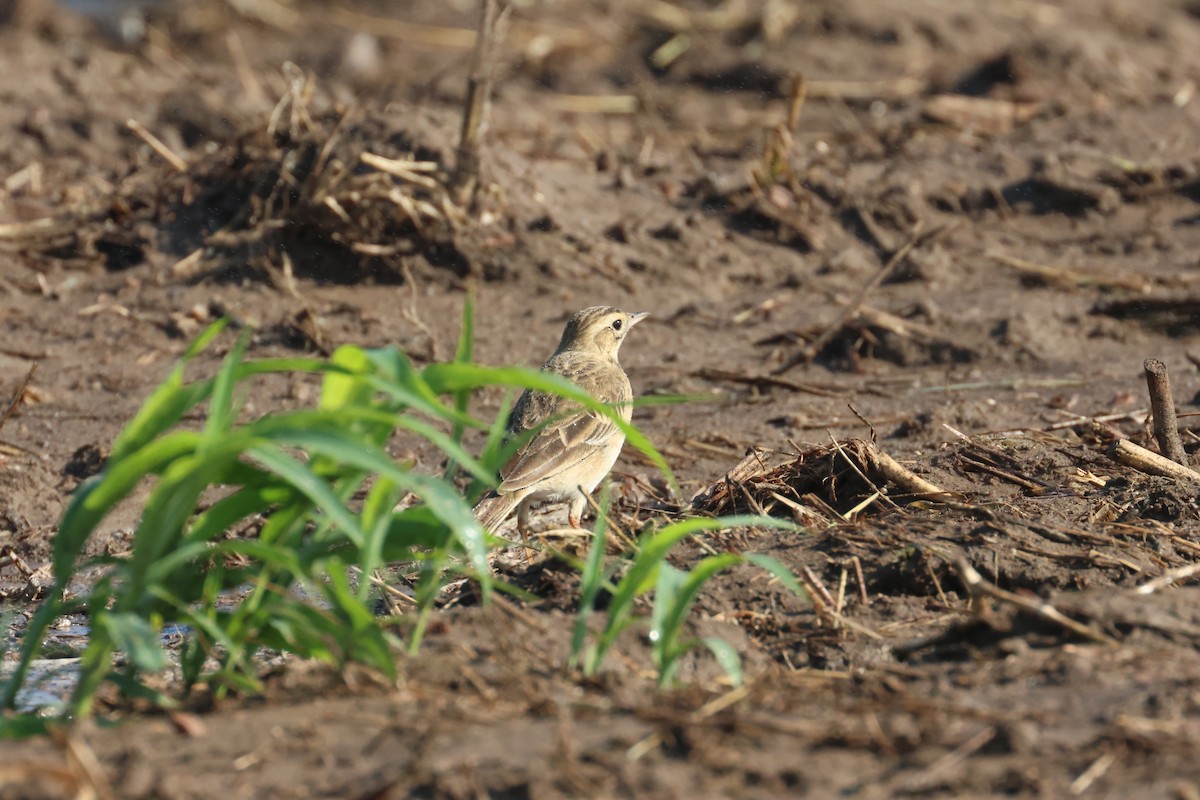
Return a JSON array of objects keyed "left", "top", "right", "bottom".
[{"left": 473, "top": 492, "right": 521, "bottom": 532}]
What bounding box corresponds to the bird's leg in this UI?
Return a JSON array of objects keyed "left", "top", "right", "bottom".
[
  {"left": 516, "top": 497, "right": 535, "bottom": 562},
  {"left": 567, "top": 492, "right": 588, "bottom": 529},
  {"left": 516, "top": 498, "right": 532, "bottom": 540}
]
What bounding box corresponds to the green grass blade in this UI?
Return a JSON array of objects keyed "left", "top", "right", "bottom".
[
  {"left": 121, "top": 448, "right": 245, "bottom": 607},
  {"left": 320, "top": 345, "right": 374, "bottom": 412},
  {"left": 653, "top": 553, "right": 742, "bottom": 677},
  {"left": 320, "top": 566, "right": 397, "bottom": 679},
  {"left": 377, "top": 506, "right": 453, "bottom": 560},
  {"left": 107, "top": 318, "right": 227, "bottom": 463},
  {"left": 443, "top": 290, "right": 476, "bottom": 479},
  {"left": 358, "top": 477, "right": 399, "bottom": 599},
  {"left": 700, "top": 637, "right": 744, "bottom": 687},
  {"left": 246, "top": 443, "right": 367, "bottom": 549},
  {"left": 394, "top": 414, "right": 493, "bottom": 486},
  {"left": 365, "top": 348, "right": 466, "bottom": 424},
  {"left": 98, "top": 612, "right": 167, "bottom": 672},
  {"left": 185, "top": 481, "right": 291, "bottom": 545},
  {"left": 55, "top": 431, "right": 203, "bottom": 579},
  {"left": 454, "top": 288, "right": 475, "bottom": 367},
  {"left": 202, "top": 327, "right": 252, "bottom": 446},
  {"left": 744, "top": 553, "right": 809, "bottom": 601},
  {"left": 571, "top": 485, "right": 611, "bottom": 670},
  {"left": 596, "top": 516, "right": 796, "bottom": 667},
  {"left": 649, "top": 562, "right": 687, "bottom": 658},
  {"left": 259, "top": 428, "right": 491, "bottom": 588}
]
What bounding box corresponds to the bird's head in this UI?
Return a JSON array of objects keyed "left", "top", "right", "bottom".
[{"left": 555, "top": 306, "right": 649, "bottom": 360}]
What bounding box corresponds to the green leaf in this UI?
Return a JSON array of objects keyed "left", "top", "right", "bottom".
[
  {"left": 589, "top": 515, "right": 795, "bottom": 677},
  {"left": 202, "top": 327, "right": 251, "bottom": 446},
  {"left": 652, "top": 553, "right": 742, "bottom": 675},
  {"left": 122, "top": 445, "right": 242, "bottom": 607},
  {"left": 185, "top": 480, "right": 290, "bottom": 545},
  {"left": 443, "top": 290, "right": 476, "bottom": 480},
  {"left": 321, "top": 566, "right": 397, "bottom": 679},
  {"left": 701, "top": 637, "right": 744, "bottom": 687},
  {"left": 423, "top": 362, "right": 679, "bottom": 495},
  {"left": 108, "top": 318, "right": 227, "bottom": 464},
  {"left": 378, "top": 506, "right": 454, "bottom": 560},
  {"left": 358, "top": 477, "right": 399, "bottom": 599},
  {"left": 602, "top": 517, "right": 747, "bottom": 643},
  {"left": 454, "top": 288, "right": 475, "bottom": 367},
  {"left": 571, "top": 485, "right": 611, "bottom": 670},
  {"left": 0, "top": 715, "right": 51, "bottom": 739},
  {"left": 99, "top": 613, "right": 167, "bottom": 672},
  {"left": 246, "top": 443, "right": 368, "bottom": 549},
  {"left": 365, "top": 348, "right": 464, "bottom": 424},
  {"left": 649, "top": 562, "right": 688, "bottom": 655},
  {"left": 259, "top": 428, "right": 491, "bottom": 589},
  {"left": 320, "top": 345, "right": 374, "bottom": 411},
  {"left": 744, "top": 553, "right": 809, "bottom": 601},
  {"left": 56, "top": 431, "right": 202, "bottom": 579}
]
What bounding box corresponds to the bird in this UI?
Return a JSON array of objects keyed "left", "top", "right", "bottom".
[{"left": 473, "top": 306, "right": 648, "bottom": 537}]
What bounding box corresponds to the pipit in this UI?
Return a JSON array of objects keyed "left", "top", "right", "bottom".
[{"left": 474, "top": 306, "right": 648, "bottom": 536}]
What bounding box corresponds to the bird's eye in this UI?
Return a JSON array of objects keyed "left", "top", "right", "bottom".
[{"left": 612, "top": 319, "right": 623, "bottom": 331}]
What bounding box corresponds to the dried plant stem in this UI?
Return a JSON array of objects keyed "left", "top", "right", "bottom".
[
  {"left": 453, "top": 0, "right": 510, "bottom": 206},
  {"left": 1134, "top": 562, "right": 1200, "bottom": 594},
  {"left": 987, "top": 251, "right": 1148, "bottom": 292},
  {"left": 866, "top": 445, "right": 951, "bottom": 499},
  {"left": 126, "top": 119, "right": 188, "bottom": 172},
  {"left": 800, "top": 565, "right": 836, "bottom": 609},
  {"left": 580, "top": 490, "right": 637, "bottom": 551},
  {"left": 799, "top": 570, "right": 884, "bottom": 641},
  {"left": 773, "top": 221, "right": 954, "bottom": 374},
  {"left": 1143, "top": 358, "right": 1187, "bottom": 465},
  {"left": 851, "top": 556, "right": 869, "bottom": 606},
  {"left": 0, "top": 216, "right": 75, "bottom": 240},
  {"left": 1109, "top": 438, "right": 1200, "bottom": 484},
  {"left": 952, "top": 554, "right": 1120, "bottom": 647}
]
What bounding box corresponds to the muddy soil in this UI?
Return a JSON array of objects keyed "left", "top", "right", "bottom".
[{"left": 4, "top": 0, "right": 1200, "bottom": 797}]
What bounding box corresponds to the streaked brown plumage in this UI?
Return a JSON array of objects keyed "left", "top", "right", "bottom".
[{"left": 474, "top": 306, "right": 648, "bottom": 535}]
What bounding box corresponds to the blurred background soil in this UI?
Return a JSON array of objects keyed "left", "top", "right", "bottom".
[{"left": 3, "top": 0, "right": 1200, "bottom": 797}]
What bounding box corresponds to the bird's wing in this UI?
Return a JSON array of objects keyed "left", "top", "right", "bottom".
[{"left": 497, "top": 365, "right": 630, "bottom": 493}]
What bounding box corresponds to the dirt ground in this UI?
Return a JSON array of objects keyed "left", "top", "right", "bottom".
[{"left": 4, "top": 0, "right": 1200, "bottom": 796}]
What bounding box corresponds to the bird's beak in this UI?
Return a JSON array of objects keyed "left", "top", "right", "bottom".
[{"left": 628, "top": 312, "right": 650, "bottom": 327}]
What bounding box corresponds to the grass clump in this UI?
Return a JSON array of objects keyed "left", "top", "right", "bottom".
[
  {"left": 572, "top": 511, "right": 805, "bottom": 687},
  {"left": 2, "top": 305, "right": 804, "bottom": 725},
  {"left": 3, "top": 315, "right": 504, "bottom": 718}
]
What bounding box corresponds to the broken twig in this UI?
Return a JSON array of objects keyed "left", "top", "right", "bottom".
[
  {"left": 1143, "top": 358, "right": 1187, "bottom": 466},
  {"left": 866, "top": 445, "right": 952, "bottom": 500},
  {"left": 952, "top": 553, "right": 1120, "bottom": 647},
  {"left": 1109, "top": 438, "right": 1200, "bottom": 484},
  {"left": 452, "top": 0, "right": 511, "bottom": 206},
  {"left": 1134, "top": 562, "right": 1200, "bottom": 595}
]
